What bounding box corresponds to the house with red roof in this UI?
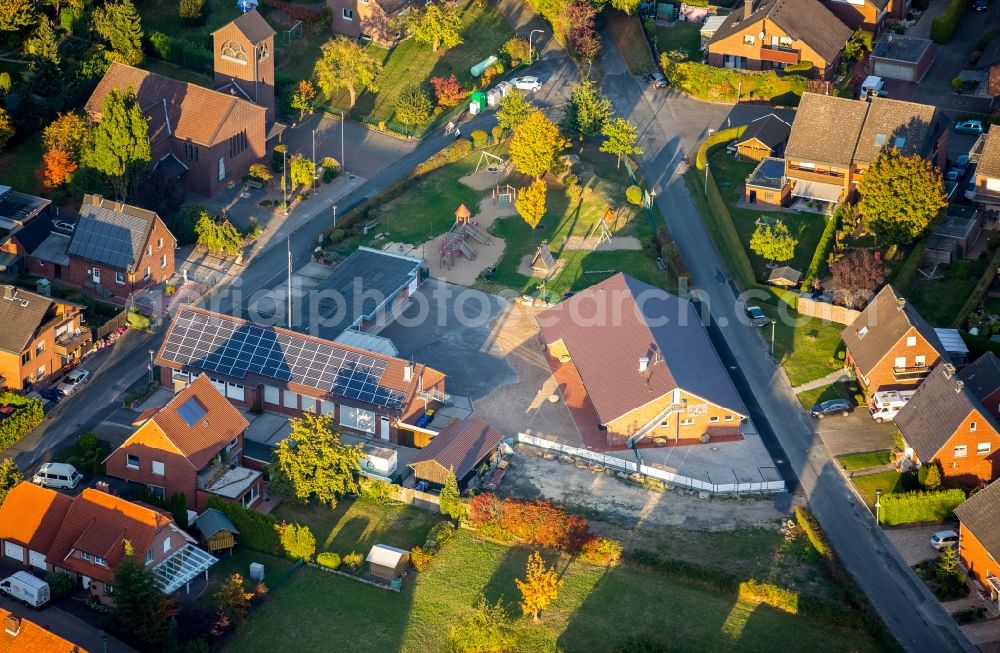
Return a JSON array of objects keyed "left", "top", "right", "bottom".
[
  {"left": 104, "top": 374, "right": 262, "bottom": 511},
  {"left": 0, "top": 610, "right": 89, "bottom": 653},
  {"left": 536, "top": 273, "right": 747, "bottom": 449},
  {"left": 0, "top": 483, "right": 216, "bottom": 605}
]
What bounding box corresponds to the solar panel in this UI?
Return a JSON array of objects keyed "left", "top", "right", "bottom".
[{"left": 161, "top": 309, "right": 407, "bottom": 409}]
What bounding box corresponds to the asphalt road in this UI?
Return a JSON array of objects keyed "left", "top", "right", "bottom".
[{"left": 598, "top": 31, "right": 975, "bottom": 653}]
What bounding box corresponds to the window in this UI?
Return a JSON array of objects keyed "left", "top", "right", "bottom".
[
  {"left": 177, "top": 397, "right": 206, "bottom": 426},
  {"left": 970, "top": 421, "right": 978, "bottom": 432},
  {"left": 242, "top": 484, "right": 259, "bottom": 508},
  {"left": 709, "top": 416, "right": 719, "bottom": 422},
  {"left": 35, "top": 341, "right": 44, "bottom": 356},
  {"left": 320, "top": 400, "right": 336, "bottom": 415},
  {"left": 95, "top": 556, "right": 106, "bottom": 566},
  {"left": 147, "top": 245, "right": 152, "bottom": 258},
  {"left": 680, "top": 418, "right": 695, "bottom": 426},
  {"left": 105, "top": 583, "right": 114, "bottom": 594},
  {"left": 21, "top": 351, "right": 29, "bottom": 365},
  {"left": 183, "top": 142, "right": 199, "bottom": 162},
  {"left": 743, "top": 35, "right": 755, "bottom": 45},
  {"left": 724, "top": 415, "right": 734, "bottom": 421},
  {"left": 34, "top": 365, "right": 45, "bottom": 380},
  {"left": 857, "top": 326, "right": 869, "bottom": 339},
  {"left": 80, "top": 551, "right": 91, "bottom": 561},
  {"left": 115, "top": 271, "right": 125, "bottom": 284},
  {"left": 160, "top": 254, "right": 167, "bottom": 269},
  {"left": 157, "top": 238, "right": 163, "bottom": 249},
  {"left": 906, "top": 336, "right": 917, "bottom": 346},
  {"left": 894, "top": 136, "right": 906, "bottom": 148},
  {"left": 894, "top": 356, "right": 907, "bottom": 369},
  {"left": 152, "top": 460, "right": 165, "bottom": 476},
  {"left": 978, "top": 442, "right": 991, "bottom": 455},
  {"left": 797, "top": 161, "right": 815, "bottom": 171},
  {"left": 264, "top": 385, "right": 280, "bottom": 405},
  {"left": 150, "top": 485, "right": 165, "bottom": 501},
  {"left": 163, "top": 537, "right": 171, "bottom": 554},
  {"left": 228, "top": 130, "right": 248, "bottom": 158},
  {"left": 874, "top": 133, "right": 886, "bottom": 146},
  {"left": 226, "top": 382, "right": 244, "bottom": 402},
  {"left": 778, "top": 36, "right": 792, "bottom": 46},
  {"left": 126, "top": 454, "right": 139, "bottom": 469},
  {"left": 303, "top": 397, "right": 319, "bottom": 413},
  {"left": 342, "top": 7, "right": 353, "bottom": 19},
  {"left": 145, "top": 267, "right": 151, "bottom": 280},
  {"left": 145, "top": 550, "right": 154, "bottom": 565},
  {"left": 954, "top": 445, "right": 968, "bottom": 458},
  {"left": 915, "top": 355, "right": 926, "bottom": 367},
  {"left": 226, "top": 437, "right": 238, "bottom": 453},
  {"left": 283, "top": 390, "right": 299, "bottom": 410},
  {"left": 341, "top": 405, "right": 376, "bottom": 433}
]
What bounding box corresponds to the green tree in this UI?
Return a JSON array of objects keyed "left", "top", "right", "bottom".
[
  {"left": 0, "top": 108, "right": 13, "bottom": 151},
  {"left": 408, "top": 3, "right": 463, "bottom": 53},
  {"left": 0, "top": 0, "right": 37, "bottom": 33},
  {"left": 0, "top": 458, "right": 23, "bottom": 506},
  {"left": 858, "top": 148, "right": 946, "bottom": 245},
  {"left": 24, "top": 17, "right": 60, "bottom": 65},
  {"left": 510, "top": 110, "right": 566, "bottom": 178},
  {"left": 168, "top": 492, "right": 187, "bottom": 528},
  {"left": 393, "top": 85, "right": 432, "bottom": 131},
  {"left": 610, "top": 0, "right": 640, "bottom": 14},
  {"left": 313, "top": 37, "right": 381, "bottom": 108},
  {"left": 560, "top": 80, "right": 612, "bottom": 140},
  {"left": 749, "top": 221, "right": 797, "bottom": 264},
  {"left": 113, "top": 543, "right": 178, "bottom": 648},
  {"left": 269, "top": 413, "right": 364, "bottom": 508},
  {"left": 92, "top": 0, "right": 144, "bottom": 66},
  {"left": 0, "top": 72, "right": 11, "bottom": 92},
  {"left": 290, "top": 79, "right": 316, "bottom": 122},
  {"left": 516, "top": 551, "right": 563, "bottom": 623},
  {"left": 81, "top": 86, "right": 150, "bottom": 200},
  {"left": 502, "top": 36, "right": 531, "bottom": 66},
  {"left": 496, "top": 90, "right": 532, "bottom": 136},
  {"left": 600, "top": 117, "right": 642, "bottom": 169},
  {"left": 43, "top": 112, "right": 90, "bottom": 160},
  {"left": 178, "top": 0, "right": 205, "bottom": 21},
  {"left": 288, "top": 153, "right": 315, "bottom": 189},
  {"left": 194, "top": 212, "right": 244, "bottom": 256},
  {"left": 515, "top": 178, "right": 547, "bottom": 229},
  {"left": 936, "top": 545, "right": 959, "bottom": 581},
  {"left": 278, "top": 522, "right": 316, "bottom": 561},
  {"left": 439, "top": 468, "right": 466, "bottom": 521},
  {"left": 214, "top": 573, "right": 253, "bottom": 627},
  {"left": 449, "top": 596, "right": 515, "bottom": 653},
  {"left": 923, "top": 460, "right": 942, "bottom": 490}
]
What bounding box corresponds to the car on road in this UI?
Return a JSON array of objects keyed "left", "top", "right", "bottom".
[
  {"left": 930, "top": 530, "right": 959, "bottom": 550},
  {"left": 38, "top": 387, "right": 63, "bottom": 403},
  {"left": 511, "top": 76, "right": 543, "bottom": 92},
  {"left": 975, "top": 0, "right": 988, "bottom": 10},
  {"left": 646, "top": 72, "right": 667, "bottom": 88},
  {"left": 810, "top": 399, "right": 852, "bottom": 418},
  {"left": 55, "top": 369, "right": 90, "bottom": 395},
  {"left": 966, "top": 178, "right": 978, "bottom": 201},
  {"left": 954, "top": 120, "right": 985, "bottom": 135},
  {"left": 0, "top": 572, "right": 50, "bottom": 608},
  {"left": 744, "top": 305, "right": 769, "bottom": 327}
]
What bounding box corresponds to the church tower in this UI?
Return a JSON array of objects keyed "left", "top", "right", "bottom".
[{"left": 212, "top": 9, "right": 276, "bottom": 122}]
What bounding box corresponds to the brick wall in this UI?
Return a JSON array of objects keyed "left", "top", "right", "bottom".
[
  {"left": 930, "top": 412, "right": 1000, "bottom": 485},
  {"left": 605, "top": 390, "right": 743, "bottom": 447},
  {"left": 958, "top": 522, "right": 999, "bottom": 584}
]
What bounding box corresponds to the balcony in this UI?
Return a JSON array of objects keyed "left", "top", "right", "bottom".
[
  {"left": 198, "top": 460, "right": 262, "bottom": 501},
  {"left": 786, "top": 164, "right": 846, "bottom": 180},
  {"left": 759, "top": 44, "right": 800, "bottom": 65},
  {"left": 893, "top": 366, "right": 930, "bottom": 382},
  {"left": 54, "top": 328, "right": 93, "bottom": 357}
]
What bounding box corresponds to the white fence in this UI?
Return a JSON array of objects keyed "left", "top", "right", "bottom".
[{"left": 517, "top": 434, "right": 785, "bottom": 495}]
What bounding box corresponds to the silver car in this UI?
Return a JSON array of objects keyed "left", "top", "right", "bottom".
[
  {"left": 55, "top": 369, "right": 90, "bottom": 396},
  {"left": 511, "top": 76, "right": 542, "bottom": 92}
]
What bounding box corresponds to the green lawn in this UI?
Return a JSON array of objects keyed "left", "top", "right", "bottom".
[
  {"left": 0, "top": 133, "right": 44, "bottom": 196},
  {"left": 200, "top": 549, "right": 296, "bottom": 606},
  {"left": 797, "top": 382, "right": 848, "bottom": 411},
  {"left": 273, "top": 496, "right": 440, "bottom": 556},
  {"left": 851, "top": 470, "right": 905, "bottom": 508},
  {"left": 837, "top": 450, "right": 892, "bottom": 472},
  {"left": 139, "top": 0, "right": 241, "bottom": 41},
  {"left": 225, "top": 529, "right": 882, "bottom": 653},
  {"left": 606, "top": 10, "right": 656, "bottom": 74},
  {"left": 760, "top": 306, "right": 846, "bottom": 387},
  {"left": 656, "top": 21, "right": 702, "bottom": 62},
  {"left": 905, "top": 258, "right": 988, "bottom": 327}
]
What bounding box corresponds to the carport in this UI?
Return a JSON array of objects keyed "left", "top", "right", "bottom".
[{"left": 791, "top": 179, "right": 843, "bottom": 203}]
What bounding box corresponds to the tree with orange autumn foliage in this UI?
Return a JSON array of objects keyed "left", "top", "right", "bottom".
[{"left": 42, "top": 148, "right": 77, "bottom": 188}]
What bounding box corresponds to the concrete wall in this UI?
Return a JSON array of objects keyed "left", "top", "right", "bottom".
[{"left": 797, "top": 296, "right": 861, "bottom": 325}]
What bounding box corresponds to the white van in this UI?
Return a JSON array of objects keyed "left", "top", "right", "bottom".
[
  {"left": 861, "top": 75, "right": 885, "bottom": 97},
  {"left": 32, "top": 462, "right": 83, "bottom": 490},
  {"left": 869, "top": 389, "right": 916, "bottom": 423},
  {"left": 0, "top": 572, "right": 50, "bottom": 608}
]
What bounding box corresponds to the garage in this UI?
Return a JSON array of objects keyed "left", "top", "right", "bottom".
[
  {"left": 3, "top": 541, "right": 24, "bottom": 562},
  {"left": 29, "top": 550, "right": 47, "bottom": 571}
]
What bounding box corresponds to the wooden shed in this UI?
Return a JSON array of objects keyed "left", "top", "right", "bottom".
[
  {"left": 192, "top": 508, "right": 239, "bottom": 554},
  {"left": 735, "top": 114, "right": 791, "bottom": 162},
  {"left": 408, "top": 416, "right": 504, "bottom": 490},
  {"left": 767, "top": 266, "right": 802, "bottom": 288},
  {"left": 366, "top": 544, "right": 409, "bottom": 581}
]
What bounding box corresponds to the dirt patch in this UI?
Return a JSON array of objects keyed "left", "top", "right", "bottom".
[
  {"left": 458, "top": 163, "right": 513, "bottom": 191},
  {"left": 421, "top": 198, "right": 517, "bottom": 286},
  {"left": 561, "top": 235, "right": 644, "bottom": 251}
]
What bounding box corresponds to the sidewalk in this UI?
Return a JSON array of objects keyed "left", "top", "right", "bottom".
[{"left": 792, "top": 369, "right": 847, "bottom": 394}]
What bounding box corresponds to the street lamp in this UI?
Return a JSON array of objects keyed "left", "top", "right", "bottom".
[
  {"left": 332, "top": 204, "right": 338, "bottom": 229},
  {"left": 311, "top": 128, "right": 316, "bottom": 192},
  {"left": 528, "top": 29, "right": 544, "bottom": 62},
  {"left": 148, "top": 349, "right": 155, "bottom": 383},
  {"left": 100, "top": 631, "right": 108, "bottom": 653},
  {"left": 874, "top": 489, "right": 882, "bottom": 525},
  {"left": 770, "top": 319, "right": 776, "bottom": 355}
]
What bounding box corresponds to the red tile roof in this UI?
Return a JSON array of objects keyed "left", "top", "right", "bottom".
[
  {"left": 0, "top": 609, "right": 88, "bottom": 653},
  {"left": 0, "top": 482, "right": 71, "bottom": 552},
  {"left": 409, "top": 416, "right": 504, "bottom": 479}
]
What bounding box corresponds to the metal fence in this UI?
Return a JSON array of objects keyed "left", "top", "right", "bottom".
[{"left": 517, "top": 433, "right": 785, "bottom": 495}]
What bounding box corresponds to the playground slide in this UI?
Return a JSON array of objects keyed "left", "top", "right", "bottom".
[
  {"left": 459, "top": 241, "right": 477, "bottom": 260},
  {"left": 462, "top": 223, "right": 493, "bottom": 245}
]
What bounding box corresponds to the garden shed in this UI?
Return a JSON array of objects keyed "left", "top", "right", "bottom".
[
  {"left": 767, "top": 266, "right": 802, "bottom": 288},
  {"left": 192, "top": 508, "right": 239, "bottom": 554},
  {"left": 366, "top": 544, "right": 410, "bottom": 581},
  {"left": 408, "top": 416, "right": 504, "bottom": 490}
]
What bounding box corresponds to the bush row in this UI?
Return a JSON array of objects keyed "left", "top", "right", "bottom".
[
  {"left": 0, "top": 392, "right": 43, "bottom": 449},
  {"left": 207, "top": 496, "right": 281, "bottom": 555},
  {"left": 794, "top": 506, "right": 831, "bottom": 559},
  {"left": 801, "top": 208, "right": 840, "bottom": 290},
  {"left": 880, "top": 489, "right": 966, "bottom": 526},
  {"left": 929, "top": 0, "right": 966, "bottom": 44},
  {"left": 694, "top": 126, "right": 745, "bottom": 170},
  {"left": 146, "top": 32, "right": 213, "bottom": 72},
  {"left": 661, "top": 58, "right": 808, "bottom": 104},
  {"left": 468, "top": 494, "right": 591, "bottom": 552}
]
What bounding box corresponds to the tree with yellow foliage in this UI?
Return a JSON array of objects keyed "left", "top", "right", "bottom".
[{"left": 516, "top": 551, "right": 563, "bottom": 623}]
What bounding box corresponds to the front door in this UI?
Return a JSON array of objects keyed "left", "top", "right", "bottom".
[
  {"left": 92, "top": 267, "right": 100, "bottom": 284},
  {"left": 82, "top": 575, "right": 91, "bottom": 590},
  {"left": 380, "top": 416, "right": 390, "bottom": 441}
]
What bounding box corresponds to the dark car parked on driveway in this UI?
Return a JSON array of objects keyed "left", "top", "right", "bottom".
[{"left": 810, "top": 399, "right": 852, "bottom": 418}]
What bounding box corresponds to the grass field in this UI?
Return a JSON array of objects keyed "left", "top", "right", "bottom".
[
  {"left": 225, "top": 529, "right": 882, "bottom": 653},
  {"left": 797, "top": 382, "right": 848, "bottom": 411},
  {"left": 851, "top": 470, "right": 905, "bottom": 508},
  {"left": 606, "top": 10, "right": 656, "bottom": 74},
  {"left": 837, "top": 450, "right": 892, "bottom": 472},
  {"left": 905, "top": 258, "right": 988, "bottom": 327},
  {"left": 656, "top": 21, "right": 702, "bottom": 62},
  {"left": 760, "top": 306, "right": 846, "bottom": 387},
  {"left": 0, "top": 134, "right": 44, "bottom": 196}
]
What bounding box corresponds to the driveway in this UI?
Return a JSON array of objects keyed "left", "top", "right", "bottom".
[
  {"left": 883, "top": 524, "right": 946, "bottom": 567},
  {"left": 813, "top": 410, "right": 897, "bottom": 458}
]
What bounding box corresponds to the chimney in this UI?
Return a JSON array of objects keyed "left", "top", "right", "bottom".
[
  {"left": 403, "top": 364, "right": 413, "bottom": 382},
  {"left": 638, "top": 357, "right": 649, "bottom": 373},
  {"left": 896, "top": 297, "right": 906, "bottom": 310},
  {"left": 955, "top": 380, "right": 964, "bottom": 392},
  {"left": 744, "top": 0, "right": 753, "bottom": 20},
  {"left": 2, "top": 285, "right": 13, "bottom": 301},
  {"left": 4, "top": 614, "right": 20, "bottom": 636},
  {"left": 943, "top": 363, "right": 956, "bottom": 377}
]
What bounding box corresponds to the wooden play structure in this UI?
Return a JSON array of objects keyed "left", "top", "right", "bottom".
[
  {"left": 530, "top": 240, "right": 559, "bottom": 278},
  {"left": 439, "top": 204, "right": 494, "bottom": 268},
  {"left": 492, "top": 184, "right": 516, "bottom": 206},
  {"left": 475, "top": 151, "right": 507, "bottom": 175}
]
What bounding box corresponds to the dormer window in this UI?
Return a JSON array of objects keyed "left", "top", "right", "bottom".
[
  {"left": 874, "top": 133, "right": 886, "bottom": 146},
  {"left": 858, "top": 326, "right": 869, "bottom": 339},
  {"left": 95, "top": 555, "right": 107, "bottom": 566},
  {"left": 744, "top": 35, "right": 755, "bottom": 45},
  {"left": 80, "top": 551, "right": 91, "bottom": 561},
  {"left": 894, "top": 136, "right": 906, "bottom": 148}
]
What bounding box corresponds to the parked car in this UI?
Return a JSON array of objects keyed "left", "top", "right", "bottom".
[
  {"left": 930, "top": 530, "right": 959, "bottom": 550},
  {"left": 869, "top": 389, "right": 916, "bottom": 423},
  {"left": 38, "top": 387, "right": 63, "bottom": 403},
  {"left": 511, "top": 76, "right": 543, "bottom": 92},
  {"left": 52, "top": 220, "right": 75, "bottom": 233},
  {"left": 810, "top": 399, "right": 852, "bottom": 418},
  {"left": 744, "top": 305, "right": 769, "bottom": 327},
  {"left": 974, "top": 0, "right": 988, "bottom": 11},
  {"left": 55, "top": 369, "right": 90, "bottom": 395},
  {"left": 0, "top": 572, "right": 50, "bottom": 608},
  {"left": 32, "top": 462, "right": 83, "bottom": 490},
  {"left": 860, "top": 75, "right": 884, "bottom": 97},
  {"left": 954, "top": 120, "right": 985, "bottom": 135},
  {"left": 952, "top": 154, "right": 970, "bottom": 172},
  {"left": 646, "top": 72, "right": 667, "bottom": 88}
]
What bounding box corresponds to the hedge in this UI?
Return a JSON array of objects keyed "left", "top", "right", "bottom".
[
  {"left": 801, "top": 208, "right": 840, "bottom": 290},
  {"left": 880, "top": 489, "right": 966, "bottom": 526},
  {"left": 694, "top": 126, "right": 746, "bottom": 170},
  {"left": 317, "top": 552, "right": 341, "bottom": 570},
  {"left": 952, "top": 246, "right": 1000, "bottom": 328},
  {"left": 207, "top": 496, "right": 281, "bottom": 555},
  {"left": 794, "top": 506, "right": 831, "bottom": 559},
  {"left": 891, "top": 240, "right": 926, "bottom": 294},
  {"left": 146, "top": 32, "right": 213, "bottom": 72},
  {"left": 0, "top": 392, "right": 43, "bottom": 449},
  {"left": 661, "top": 58, "right": 808, "bottom": 104},
  {"left": 929, "top": 0, "right": 965, "bottom": 44}
]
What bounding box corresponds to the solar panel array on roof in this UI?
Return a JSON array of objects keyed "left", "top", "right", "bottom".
[{"left": 161, "top": 310, "right": 406, "bottom": 409}]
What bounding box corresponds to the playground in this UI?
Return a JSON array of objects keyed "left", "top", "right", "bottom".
[{"left": 420, "top": 198, "right": 516, "bottom": 286}]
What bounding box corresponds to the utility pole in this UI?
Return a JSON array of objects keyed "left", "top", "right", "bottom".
[
  {"left": 282, "top": 148, "right": 288, "bottom": 215},
  {"left": 287, "top": 235, "right": 293, "bottom": 329},
  {"left": 770, "top": 320, "right": 776, "bottom": 355},
  {"left": 529, "top": 29, "right": 544, "bottom": 62}
]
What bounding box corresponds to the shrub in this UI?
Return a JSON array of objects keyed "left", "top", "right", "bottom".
[
  {"left": 46, "top": 572, "right": 72, "bottom": 599},
  {"left": 342, "top": 551, "right": 364, "bottom": 572},
  {"left": 178, "top": 0, "right": 206, "bottom": 23},
  {"left": 413, "top": 139, "right": 472, "bottom": 176},
  {"left": 661, "top": 58, "right": 807, "bottom": 104},
  {"left": 794, "top": 506, "right": 831, "bottom": 559},
  {"left": 207, "top": 497, "right": 280, "bottom": 555},
  {"left": 272, "top": 144, "right": 288, "bottom": 173},
  {"left": 470, "top": 130, "right": 488, "bottom": 148},
  {"left": 429, "top": 74, "right": 465, "bottom": 107},
  {"left": 625, "top": 185, "right": 643, "bottom": 206},
  {"left": 783, "top": 60, "right": 815, "bottom": 78},
  {"left": 410, "top": 545, "right": 434, "bottom": 571},
  {"left": 329, "top": 228, "right": 346, "bottom": 243},
  {"left": 0, "top": 393, "right": 43, "bottom": 449},
  {"left": 468, "top": 494, "right": 592, "bottom": 552},
  {"left": 491, "top": 125, "right": 504, "bottom": 144},
  {"left": 357, "top": 477, "right": 399, "bottom": 504},
  {"left": 278, "top": 522, "right": 316, "bottom": 561},
  {"left": 695, "top": 126, "right": 746, "bottom": 170},
  {"left": 801, "top": 208, "right": 840, "bottom": 290},
  {"left": 880, "top": 489, "right": 966, "bottom": 526},
  {"left": 320, "top": 156, "right": 340, "bottom": 172},
  {"left": 428, "top": 520, "right": 456, "bottom": 547},
  {"left": 146, "top": 32, "right": 212, "bottom": 71},
  {"left": 929, "top": 0, "right": 965, "bottom": 43},
  {"left": 580, "top": 537, "right": 623, "bottom": 566},
  {"left": 316, "top": 552, "right": 341, "bottom": 570}
]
